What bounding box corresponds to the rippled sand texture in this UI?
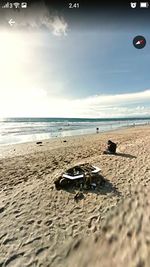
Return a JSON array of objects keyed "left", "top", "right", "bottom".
[{"left": 0, "top": 125, "right": 150, "bottom": 267}]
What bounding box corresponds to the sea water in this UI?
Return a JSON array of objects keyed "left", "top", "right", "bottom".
[{"left": 0, "top": 117, "right": 150, "bottom": 145}]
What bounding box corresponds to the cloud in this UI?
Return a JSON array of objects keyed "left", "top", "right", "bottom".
[
  {"left": 0, "top": 74, "right": 150, "bottom": 117},
  {"left": 43, "top": 90, "right": 150, "bottom": 118},
  {"left": 39, "top": 15, "right": 68, "bottom": 36},
  {"left": 80, "top": 90, "right": 150, "bottom": 106},
  {"left": 50, "top": 16, "right": 68, "bottom": 36},
  {"left": 17, "top": 89, "right": 150, "bottom": 117}
]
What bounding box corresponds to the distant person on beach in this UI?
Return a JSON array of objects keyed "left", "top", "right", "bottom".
[
  {"left": 103, "top": 140, "right": 117, "bottom": 154},
  {"left": 96, "top": 127, "right": 99, "bottom": 133}
]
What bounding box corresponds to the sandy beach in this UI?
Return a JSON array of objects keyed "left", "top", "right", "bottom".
[{"left": 0, "top": 125, "right": 150, "bottom": 267}]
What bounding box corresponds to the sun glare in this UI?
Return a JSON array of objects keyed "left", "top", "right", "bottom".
[
  {"left": 0, "top": 30, "right": 29, "bottom": 84},
  {"left": 0, "top": 30, "right": 36, "bottom": 116}
]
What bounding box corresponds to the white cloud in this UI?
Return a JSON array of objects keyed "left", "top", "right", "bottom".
[
  {"left": 1, "top": 89, "right": 149, "bottom": 118},
  {"left": 39, "top": 15, "right": 68, "bottom": 36},
  {"left": 45, "top": 90, "right": 150, "bottom": 118},
  {"left": 50, "top": 16, "right": 68, "bottom": 36},
  {"left": 80, "top": 90, "right": 150, "bottom": 106}
]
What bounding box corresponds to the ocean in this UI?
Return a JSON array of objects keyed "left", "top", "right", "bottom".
[{"left": 0, "top": 117, "right": 150, "bottom": 145}]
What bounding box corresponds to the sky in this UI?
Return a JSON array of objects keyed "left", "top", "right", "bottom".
[{"left": 0, "top": 1, "right": 150, "bottom": 118}]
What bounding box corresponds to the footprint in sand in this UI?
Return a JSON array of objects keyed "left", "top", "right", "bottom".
[
  {"left": 22, "top": 236, "right": 41, "bottom": 246},
  {"left": 3, "top": 236, "right": 17, "bottom": 245},
  {"left": 4, "top": 252, "right": 24, "bottom": 266},
  {"left": 0, "top": 204, "right": 5, "bottom": 214},
  {"left": 44, "top": 219, "right": 53, "bottom": 226},
  {"left": 35, "top": 246, "right": 49, "bottom": 256}
]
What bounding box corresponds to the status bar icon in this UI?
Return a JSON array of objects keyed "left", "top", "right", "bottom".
[
  {"left": 130, "top": 2, "right": 137, "bottom": 8},
  {"left": 2, "top": 2, "right": 9, "bottom": 8},
  {"left": 21, "top": 2, "right": 27, "bottom": 8},
  {"left": 140, "top": 2, "right": 149, "bottom": 8},
  {"left": 13, "top": 2, "right": 20, "bottom": 8}
]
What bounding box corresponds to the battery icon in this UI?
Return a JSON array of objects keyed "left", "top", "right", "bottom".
[{"left": 140, "top": 2, "right": 149, "bottom": 8}]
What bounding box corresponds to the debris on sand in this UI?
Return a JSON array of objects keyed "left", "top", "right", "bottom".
[
  {"left": 54, "top": 163, "right": 105, "bottom": 191},
  {"left": 74, "top": 192, "right": 85, "bottom": 202}
]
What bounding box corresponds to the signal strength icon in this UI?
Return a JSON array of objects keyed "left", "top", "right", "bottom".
[
  {"left": 2, "top": 2, "right": 9, "bottom": 8},
  {"left": 13, "top": 2, "right": 20, "bottom": 8}
]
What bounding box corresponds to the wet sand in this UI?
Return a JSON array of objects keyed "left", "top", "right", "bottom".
[{"left": 0, "top": 125, "right": 150, "bottom": 267}]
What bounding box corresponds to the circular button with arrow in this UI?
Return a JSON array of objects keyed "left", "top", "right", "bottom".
[{"left": 133, "top": 35, "right": 146, "bottom": 49}]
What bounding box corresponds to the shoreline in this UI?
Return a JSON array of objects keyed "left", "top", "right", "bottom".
[
  {"left": 0, "top": 124, "right": 149, "bottom": 160},
  {"left": 0, "top": 124, "right": 149, "bottom": 159},
  {"left": 0, "top": 121, "right": 150, "bottom": 147},
  {"left": 0, "top": 122, "right": 149, "bottom": 149}
]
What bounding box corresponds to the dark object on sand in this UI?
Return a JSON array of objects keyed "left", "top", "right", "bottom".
[
  {"left": 96, "top": 127, "right": 99, "bottom": 133},
  {"left": 54, "top": 163, "right": 104, "bottom": 191},
  {"left": 74, "top": 192, "right": 85, "bottom": 202},
  {"left": 63, "top": 140, "right": 67, "bottom": 142},
  {"left": 36, "top": 141, "right": 42, "bottom": 145},
  {"left": 103, "top": 140, "right": 117, "bottom": 154}
]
